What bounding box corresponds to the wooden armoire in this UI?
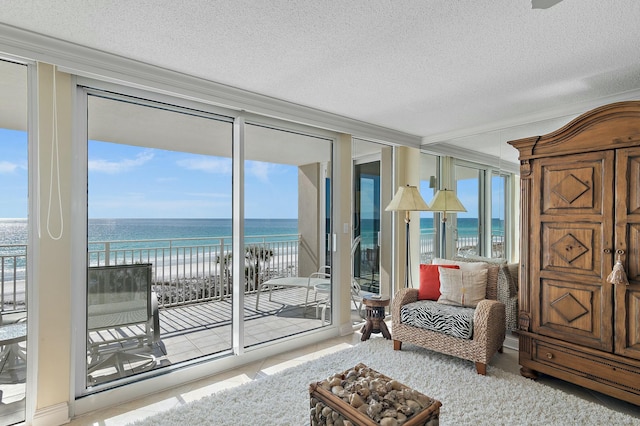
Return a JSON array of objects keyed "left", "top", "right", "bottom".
[{"left": 509, "top": 101, "right": 640, "bottom": 406}]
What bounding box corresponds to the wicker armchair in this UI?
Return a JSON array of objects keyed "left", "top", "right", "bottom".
[{"left": 391, "top": 264, "right": 506, "bottom": 375}]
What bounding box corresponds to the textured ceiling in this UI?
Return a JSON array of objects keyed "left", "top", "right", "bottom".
[{"left": 2, "top": 1, "right": 640, "bottom": 163}]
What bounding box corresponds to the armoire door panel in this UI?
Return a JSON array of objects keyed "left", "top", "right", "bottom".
[
  {"left": 629, "top": 224, "right": 640, "bottom": 281},
  {"left": 614, "top": 285, "right": 640, "bottom": 359},
  {"left": 615, "top": 147, "right": 640, "bottom": 360},
  {"left": 626, "top": 155, "right": 640, "bottom": 215},
  {"left": 541, "top": 223, "right": 602, "bottom": 277},
  {"left": 539, "top": 153, "right": 610, "bottom": 216},
  {"left": 626, "top": 288, "right": 640, "bottom": 349},
  {"left": 538, "top": 278, "right": 611, "bottom": 351}
]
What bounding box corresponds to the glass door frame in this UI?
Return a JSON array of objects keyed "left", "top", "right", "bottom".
[
  {"left": 353, "top": 158, "right": 381, "bottom": 294},
  {"left": 72, "top": 79, "right": 340, "bottom": 403}
]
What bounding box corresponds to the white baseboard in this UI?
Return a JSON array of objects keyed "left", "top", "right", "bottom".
[
  {"left": 32, "top": 402, "right": 69, "bottom": 426},
  {"left": 340, "top": 322, "right": 355, "bottom": 336}
]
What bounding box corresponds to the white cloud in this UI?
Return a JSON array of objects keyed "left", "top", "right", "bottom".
[
  {"left": 177, "top": 157, "right": 232, "bottom": 174},
  {"left": 89, "top": 150, "right": 154, "bottom": 174},
  {"left": 246, "top": 161, "right": 274, "bottom": 182},
  {"left": 0, "top": 161, "right": 18, "bottom": 173}
]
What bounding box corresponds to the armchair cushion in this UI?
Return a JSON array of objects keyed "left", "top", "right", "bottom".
[
  {"left": 418, "top": 264, "right": 459, "bottom": 301},
  {"left": 401, "top": 299, "right": 475, "bottom": 339},
  {"left": 437, "top": 267, "right": 487, "bottom": 308}
]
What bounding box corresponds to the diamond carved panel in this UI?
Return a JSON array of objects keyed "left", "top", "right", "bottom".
[
  {"left": 551, "top": 233, "right": 589, "bottom": 264},
  {"left": 552, "top": 173, "right": 590, "bottom": 204},
  {"left": 551, "top": 293, "right": 589, "bottom": 323}
]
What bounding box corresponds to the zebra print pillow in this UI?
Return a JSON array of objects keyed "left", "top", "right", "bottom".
[{"left": 401, "top": 300, "right": 475, "bottom": 340}]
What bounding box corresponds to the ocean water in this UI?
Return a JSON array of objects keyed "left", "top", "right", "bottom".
[
  {"left": 1, "top": 217, "right": 502, "bottom": 249},
  {"left": 1, "top": 217, "right": 501, "bottom": 247},
  {"left": 357, "top": 217, "right": 504, "bottom": 249},
  {"left": 1, "top": 217, "right": 500, "bottom": 279},
  {"left": 88, "top": 218, "right": 299, "bottom": 244},
  {"left": 1, "top": 218, "right": 301, "bottom": 280},
  {"left": 0, "top": 218, "right": 299, "bottom": 247}
]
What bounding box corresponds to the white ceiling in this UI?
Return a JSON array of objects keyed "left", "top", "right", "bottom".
[{"left": 2, "top": 1, "right": 640, "bottom": 165}]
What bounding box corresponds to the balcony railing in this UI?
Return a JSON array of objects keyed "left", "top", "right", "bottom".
[
  {"left": 1, "top": 230, "right": 505, "bottom": 313},
  {"left": 87, "top": 234, "right": 301, "bottom": 308},
  {"left": 0, "top": 244, "right": 27, "bottom": 313},
  {"left": 419, "top": 231, "right": 505, "bottom": 261}
]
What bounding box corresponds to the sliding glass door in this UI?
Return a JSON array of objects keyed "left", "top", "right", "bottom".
[
  {"left": 79, "top": 89, "right": 336, "bottom": 393},
  {"left": 353, "top": 161, "right": 380, "bottom": 293},
  {"left": 244, "top": 123, "right": 333, "bottom": 343},
  {"left": 84, "top": 93, "right": 234, "bottom": 390},
  {"left": 0, "top": 59, "right": 28, "bottom": 425}
]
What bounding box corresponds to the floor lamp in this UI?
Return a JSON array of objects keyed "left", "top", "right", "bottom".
[
  {"left": 427, "top": 189, "right": 467, "bottom": 258},
  {"left": 385, "top": 185, "right": 430, "bottom": 288}
]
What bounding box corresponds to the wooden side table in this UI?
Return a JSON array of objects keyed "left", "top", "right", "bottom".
[{"left": 360, "top": 295, "right": 390, "bottom": 341}]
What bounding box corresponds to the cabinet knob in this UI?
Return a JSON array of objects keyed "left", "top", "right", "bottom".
[
  {"left": 546, "top": 352, "right": 553, "bottom": 360},
  {"left": 604, "top": 249, "right": 612, "bottom": 254}
]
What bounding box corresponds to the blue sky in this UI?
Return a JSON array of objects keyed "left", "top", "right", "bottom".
[
  {"left": 87, "top": 141, "right": 298, "bottom": 219},
  {"left": 2, "top": 129, "right": 499, "bottom": 220},
  {"left": 0, "top": 130, "right": 299, "bottom": 219},
  {"left": 0, "top": 129, "right": 28, "bottom": 218}
]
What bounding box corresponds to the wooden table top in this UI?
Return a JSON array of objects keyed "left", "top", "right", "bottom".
[{"left": 362, "top": 295, "right": 389, "bottom": 307}]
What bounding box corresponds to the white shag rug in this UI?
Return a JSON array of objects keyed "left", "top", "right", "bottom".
[{"left": 129, "top": 338, "right": 639, "bottom": 426}]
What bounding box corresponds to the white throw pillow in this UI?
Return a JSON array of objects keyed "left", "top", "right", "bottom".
[
  {"left": 432, "top": 257, "right": 488, "bottom": 272},
  {"left": 437, "top": 267, "right": 488, "bottom": 307}
]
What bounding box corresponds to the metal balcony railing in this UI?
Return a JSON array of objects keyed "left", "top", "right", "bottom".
[
  {"left": 419, "top": 231, "right": 505, "bottom": 262},
  {"left": 1, "top": 230, "right": 505, "bottom": 313},
  {"left": 0, "top": 244, "right": 27, "bottom": 313},
  {"left": 87, "top": 234, "right": 301, "bottom": 308}
]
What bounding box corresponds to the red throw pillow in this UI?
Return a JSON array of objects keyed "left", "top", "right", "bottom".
[{"left": 418, "top": 264, "right": 460, "bottom": 300}]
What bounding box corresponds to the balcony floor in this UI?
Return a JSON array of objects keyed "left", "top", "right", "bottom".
[
  {"left": 88, "top": 286, "right": 364, "bottom": 385},
  {"left": 0, "top": 286, "right": 365, "bottom": 424}
]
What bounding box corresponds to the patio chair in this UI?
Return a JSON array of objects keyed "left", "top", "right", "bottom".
[
  {"left": 255, "top": 265, "right": 331, "bottom": 310},
  {"left": 86, "top": 263, "right": 162, "bottom": 381},
  {"left": 0, "top": 313, "right": 27, "bottom": 382}
]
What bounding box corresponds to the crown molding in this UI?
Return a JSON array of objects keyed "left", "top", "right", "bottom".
[
  {"left": 422, "top": 143, "right": 520, "bottom": 175},
  {"left": 421, "top": 87, "right": 640, "bottom": 145},
  {"left": 0, "top": 23, "right": 421, "bottom": 147}
]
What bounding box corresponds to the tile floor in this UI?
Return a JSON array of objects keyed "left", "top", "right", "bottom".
[{"left": 68, "top": 324, "right": 640, "bottom": 425}]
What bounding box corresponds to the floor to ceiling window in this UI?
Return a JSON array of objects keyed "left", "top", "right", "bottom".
[
  {"left": 453, "top": 160, "right": 512, "bottom": 259},
  {"left": 83, "top": 93, "right": 234, "bottom": 391},
  {"left": 75, "top": 82, "right": 339, "bottom": 400},
  {"left": 244, "top": 123, "right": 333, "bottom": 343},
  {"left": 353, "top": 159, "right": 380, "bottom": 293},
  {"left": 455, "top": 163, "right": 482, "bottom": 257},
  {"left": 419, "top": 153, "right": 439, "bottom": 263},
  {"left": 352, "top": 139, "right": 395, "bottom": 323},
  {"left": 0, "top": 59, "right": 28, "bottom": 425},
  {"left": 491, "top": 172, "right": 508, "bottom": 258}
]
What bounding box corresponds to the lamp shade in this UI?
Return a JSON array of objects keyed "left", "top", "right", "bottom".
[
  {"left": 428, "top": 189, "right": 467, "bottom": 213},
  {"left": 385, "top": 185, "right": 430, "bottom": 212}
]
